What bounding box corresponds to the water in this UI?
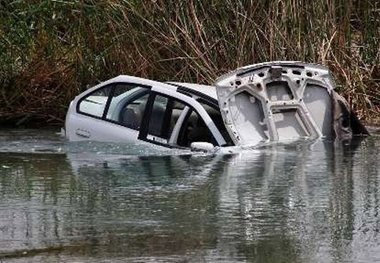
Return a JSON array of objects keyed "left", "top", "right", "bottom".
[{"left": 0, "top": 129, "right": 379, "bottom": 262}]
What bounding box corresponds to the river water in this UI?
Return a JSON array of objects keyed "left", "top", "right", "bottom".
[{"left": 0, "top": 129, "right": 379, "bottom": 263}]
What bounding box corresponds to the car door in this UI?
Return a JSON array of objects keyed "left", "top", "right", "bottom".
[
  {"left": 66, "top": 78, "right": 153, "bottom": 143},
  {"left": 136, "top": 90, "right": 227, "bottom": 148}
]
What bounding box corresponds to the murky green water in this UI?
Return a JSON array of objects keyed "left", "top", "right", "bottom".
[{"left": 0, "top": 129, "right": 379, "bottom": 262}]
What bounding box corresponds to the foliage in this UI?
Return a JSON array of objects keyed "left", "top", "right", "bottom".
[{"left": 0, "top": 0, "right": 379, "bottom": 125}]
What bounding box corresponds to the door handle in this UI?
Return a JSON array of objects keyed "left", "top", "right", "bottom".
[{"left": 75, "top": 129, "right": 91, "bottom": 138}]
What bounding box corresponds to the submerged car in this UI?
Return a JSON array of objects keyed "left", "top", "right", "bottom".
[
  {"left": 65, "top": 61, "right": 368, "bottom": 150},
  {"left": 65, "top": 76, "right": 233, "bottom": 149}
]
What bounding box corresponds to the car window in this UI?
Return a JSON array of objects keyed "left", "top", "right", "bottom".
[
  {"left": 144, "top": 94, "right": 186, "bottom": 144},
  {"left": 106, "top": 84, "right": 149, "bottom": 125},
  {"left": 177, "top": 109, "right": 215, "bottom": 147},
  {"left": 117, "top": 93, "right": 150, "bottom": 130},
  {"left": 78, "top": 85, "right": 113, "bottom": 117},
  {"left": 147, "top": 95, "right": 168, "bottom": 137},
  {"left": 77, "top": 83, "right": 150, "bottom": 128},
  {"left": 197, "top": 100, "right": 234, "bottom": 146}
]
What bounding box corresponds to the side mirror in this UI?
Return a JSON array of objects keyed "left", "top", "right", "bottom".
[{"left": 190, "top": 142, "right": 215, "bottom": 152}]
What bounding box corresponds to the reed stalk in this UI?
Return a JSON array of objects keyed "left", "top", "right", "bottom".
[{"left": 0, "top": 0, "right": 379, "bottom": 125}]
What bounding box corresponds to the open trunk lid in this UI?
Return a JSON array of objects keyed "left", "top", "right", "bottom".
[{"left": 215, "top": 61, "right": 368, "bottom": 146}]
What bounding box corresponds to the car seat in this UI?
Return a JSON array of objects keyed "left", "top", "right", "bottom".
[
  {"left": 120, "top": 106, "right": 142, "bottom": 129},
  {"left": 148, "top": 103, "right": 166, "bottom": 136}
]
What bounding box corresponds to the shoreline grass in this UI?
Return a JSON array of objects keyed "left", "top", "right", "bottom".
[{"left": 0, "top": 0, "right": 379, "bottom": 126}]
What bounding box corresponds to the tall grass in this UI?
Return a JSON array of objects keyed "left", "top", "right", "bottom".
[{"left": 0, "top": 0, "right": 379, "bottom": 125}]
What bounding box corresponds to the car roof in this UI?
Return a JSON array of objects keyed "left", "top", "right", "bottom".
[
  {"left": 110, "top": 75, "right": 177, "bottom": 91},
  {"left": 167, "top": 82, "right": 217, "bottom": 99},
  {"left": 109, "top": 76, "right": 217, "bottom": 100}
]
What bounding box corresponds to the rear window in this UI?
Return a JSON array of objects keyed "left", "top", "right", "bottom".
[{"left": 77, "top": 83, "right": 150, "bottom": 122}]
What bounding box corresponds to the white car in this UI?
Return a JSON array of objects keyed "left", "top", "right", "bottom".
[
  {"left": 65, "top": 62, "right": 368, "bottom": 150},
  {"left": 65, "top": 76, "right": 233, "bottom": 150}
]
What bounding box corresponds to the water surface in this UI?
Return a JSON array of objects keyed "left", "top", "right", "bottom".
[{"left": 0, "top": 129, "right": 379, "bottom": 262}]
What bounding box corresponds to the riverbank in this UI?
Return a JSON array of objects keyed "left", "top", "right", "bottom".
[{"left": 1, "top": 1, "right": 379, "bottom": 127}]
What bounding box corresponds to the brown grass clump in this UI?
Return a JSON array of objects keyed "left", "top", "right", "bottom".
[{"left": 0, "top": 0, "right": 379, "bottom": 126}]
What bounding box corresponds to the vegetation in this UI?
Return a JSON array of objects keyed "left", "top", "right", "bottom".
[{"left": 1, "top": 0, "right": 379, "bottom": 126}]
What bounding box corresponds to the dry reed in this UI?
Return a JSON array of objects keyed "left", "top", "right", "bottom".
[{"left": 0, "top": 0, "right": 379, "bottom": 126}]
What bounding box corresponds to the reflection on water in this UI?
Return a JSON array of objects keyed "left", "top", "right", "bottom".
[{"left": 0, "top": 130, "right": 379, "bottom": 262}]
